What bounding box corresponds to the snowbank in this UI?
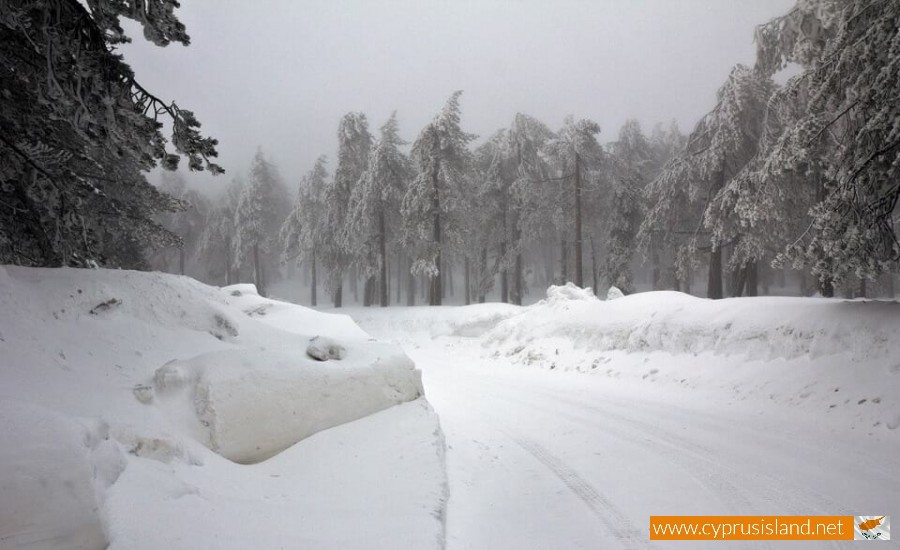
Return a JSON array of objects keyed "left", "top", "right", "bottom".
[
  {"left": 150, "top": 347, "right": 421, "bottom": 463},
  {"left": 485, "top": 284, "right": 899, "bottom": 362},
  {"left": 477, "top": 285, "right": 900, "bottom": 434},
  {"left": 0, "top": 267, "right": 443, "bottom": 548}
]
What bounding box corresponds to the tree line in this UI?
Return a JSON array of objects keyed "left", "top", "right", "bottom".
[{"left": 4, "top": 1, "right": 898, "bottom": 303}]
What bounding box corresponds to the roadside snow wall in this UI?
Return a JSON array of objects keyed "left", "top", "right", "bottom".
[{"left": 484, "top": 283, "right": 900, "bottom": 363}]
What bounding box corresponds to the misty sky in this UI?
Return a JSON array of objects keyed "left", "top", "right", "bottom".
[{"left": 120, "top": 0, "right": 794, "bottom": 194}]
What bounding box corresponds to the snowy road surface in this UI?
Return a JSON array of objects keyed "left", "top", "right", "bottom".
[{"left": 350, "top": 306, "right": 899, "bottom": 549}]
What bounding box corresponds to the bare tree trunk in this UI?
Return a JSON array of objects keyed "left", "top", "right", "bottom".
[
  {"left": 253, "top": 242, "right": 265, "bottom": 297},
  {"left": 479, "top": 248, "right": 487, "bottom": 303},
  {"left": 746, "top": 261, "right": 758, "bottom": 296},
  {"left": 396, "top": 254, "right": 402, "bottom": 304},
  {"left": 859, "top": 277, "right": 867, "bottom": 298},
  {"left": 707, "top": 167, "right": 726, "bottom": 300},
  {"left": 224, "top": 241, "right": 232, "bottom": 286},
  {"left": 543, "top": 245, "right": 554, "bottom": 288},
  {"left": 708, "top": 247, "right": 723, "bottom": 299},
  {"left": 513, "top": 249, "right": 523, "bottom": 305},
  {"left": 574, "top": 153, "right": 584, "bottom": 287},
  {"left": 378, "top": 210, "right": 388, "bottom": 307},
  {"left": 311, "top": 249, "right": 317, "bottom": 307},
  {"left": 560, "top": 237, "right": 568, "bottom": 283},
  {"left": 334, "top": 285, "right": 342, "bottom": 308},
  {"left": 363, "top": 276, "right": 376, "bottom": 306},
  {"left": 429, "top": 158, "right": 443, "bottom": 305},
  {"left": 179, "top": 247, "right": 186, "bottom": 276},
  {"left": 350, "top": 265, "right": 358, "bottom": 304},
  {"left": 887, "top": 272, "right": 895, "bottom": 298},
  {"left": 464, "top": 256, "right": 471, "bottom": 305},
  {"left": 500, "top": 241, "right": 509, "bottom": 303},
  {"left": 447, "top": 260, "right": 454, "bottom": 298},
  {"left": 590, "top": 237, "right": 599, "bottom": 293},
  {"left": 732, "top": 263, "right": 748, "bottom": 297},
  {"left": 406, "top": 258, "right": 416, "bottom": 306},
  {"left": 819, "top": 276, "right": 834, "bottom": 297},
  {"left": 651, "top": 239, "right": 661, "bottom": 290}
]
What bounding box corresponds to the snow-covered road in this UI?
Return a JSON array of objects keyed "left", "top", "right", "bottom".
[{"left": 351, "top": 307, "right": 899, "bottom": 549}]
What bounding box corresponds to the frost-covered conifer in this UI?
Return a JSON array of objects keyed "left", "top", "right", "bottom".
[
  {"left": 605, "top": 120, "right": 653, "bottom": 294},
  {"left": 543, "top": 116, "right": 603, "bottom": 288},
  {"left": 641, "top": 65, "right": 774, "bottom": 298},
  {"left": 0, "top": 0, "right": 222, "bottom": 268},
  {"left": 282, "top": 157, "right": 329, "bottom": 306},
  {"left": 234, "top": 150, "right": 288, "bottom": 296},
  {"left": 348, "top": 113, "right": 410, "bottom": 306},
  {"left": 200, "top": 178, "right": 244, "bottom": 285},
  {"left": 321, "top": 113, "right": 372, "bottom": 307},
  {"left": 403, "top": 91, "right": 476, "bottom": 305},
  {"left": 751, "top": 0, "right": 900, "bottom": 291}
]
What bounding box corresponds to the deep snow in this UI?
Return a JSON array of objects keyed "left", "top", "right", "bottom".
[
  {"left": 349, "top": 284, "right": 900, "bottom": 549},
  {"left": 0, "top": 267, "right": 446, "bottom": 549},
  {"left": 3, "top": 268, "right": 899, "bottom": 549}
]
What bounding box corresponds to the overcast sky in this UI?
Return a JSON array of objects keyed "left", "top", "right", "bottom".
[{"left": 120, "top": 0, "right": 794, "bottom": 194}]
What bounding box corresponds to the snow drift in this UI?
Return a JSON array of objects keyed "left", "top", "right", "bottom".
[
  {"left": 0, "top": 267, "right": 443, "bottom": 549},
  {"left": 484, "top": 283, "right": 900, "bottom": 362},
  {"left": 149, "top": 347, "right": 421, "bottom": 463},
  {"left": 479, "top": 283, "right": 900, "bottom": 434}
]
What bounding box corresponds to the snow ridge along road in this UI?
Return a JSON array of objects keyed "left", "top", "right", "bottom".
[{"left": 349, "top": 299, "right": 899, "bottom": 550}]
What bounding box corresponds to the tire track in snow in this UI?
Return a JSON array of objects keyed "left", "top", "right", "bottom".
[
  {"left": 507, "top": 434, "right": 649, "bottom": 550},
  {"left": 504, "top": 387, "right": 842, "bottom": 550}
]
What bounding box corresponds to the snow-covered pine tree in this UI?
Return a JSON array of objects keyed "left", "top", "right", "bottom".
[
  {"left": 403, "top": 91, "right": 476, "bottom": 306},
  {"left": 151, "top": 172, "right": 212, "bottom": 278},
  {"left": 281, "top": 156, "right": 329, "bottom": 306},
  {"left": 752, "top": 0, "right": 900, "bottom": 292},
  {"left": 0, "top": 0, "right": 222, "bottom": 268},
  {"left": 640, "top": 65, "right": 774, "bottom": 299},
  {"left": 605, "top": 119, "right": 654, "bottom": 294},
  {"left": 645, "top": 121, "right": 688, "bottom": 289},
  {"left": 506, "top": 113, "right": 555, "bottom": 304},
  {"left": 543, "top": 116, "right": 603, "bottom": 288},
  {"left": 200, "top": 178, "right": 244, "bottom": 286},
  {"left": 321, "top": 113, "right": 372, "bottom": 307},
  {"left": 234, "top": 150, "right": 288, "bottom": 297},
  {"left": 470, "top": 130, "right": 512, "bottom": 303},
  {"left": 348, "top": 113, "right": 410, "bottom": 307},
  {"left": 470, "top": 119, "right": 551, "bottom": 305}
]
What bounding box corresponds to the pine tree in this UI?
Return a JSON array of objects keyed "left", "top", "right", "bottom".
[
  {"left": 282, "top": 156, "right": 329, "bottom": 306},
  {"left": 200, "top": 178, "right": 244, "bottom": 285},
  {"left": 234, "top": 150, "right": 288, "bottom": 297},
  {"left": 506, "top": 114, "right": 555, "bottom": 304},
  {"left": 640, "top": 65, "right": 774, "bottom": 298},
  {"left": 605, "top": 120, "right": 653, "bottom": 294},
  {"left": 152, "top": 171, "right": 212, "bottom": 278},
  {"left": 321, "top": 113, "right": 372, "bottom": 307},
  {"left": 752, "top": 0, "right": 900, "bottom": 290},
  {"left": 404, "top": 91, "right": 476, "bottom": 305},
  {"left": 543, "top": 116, "right": 603, "bottom": 288},
  {"left": 0, "top": 0, "right": 222, "bottom": 268},
  {"left": 348, "top": 113, "right": 410, "bottom": 307}
]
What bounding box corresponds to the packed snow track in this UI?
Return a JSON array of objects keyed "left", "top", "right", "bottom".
[{"left": 350, "top": 303, "right": 899, "bottom": 550}]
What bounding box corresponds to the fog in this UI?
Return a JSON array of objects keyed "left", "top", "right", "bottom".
[{"left": 120, "top": 0, "right": 794, "bottom": 191}]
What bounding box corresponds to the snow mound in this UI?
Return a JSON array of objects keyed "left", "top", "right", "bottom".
[
  {"left": 485, "top": 290, "right": 900, "bottom": 362},
  {"left": 147, "top": 347, "right": 421, "bottom": 463},
  {"left": 0, "top": 401, "right": 117, "bottom": 549},
  {"left": 544, "top": 282, "right": 597, "bottom": 305},
  {"left": 606, "top": 286, "right": 625, "bottom": 300},
  {"left": 306, "top": 335, "right": 347, "bottom": 361},
  {"left": 481, "top": 289, "right": 900, "bottom": 434},
  {"left": 347, "top": 303, "right": 524, "bottom": 343},
  {"left": 0, "top": 267, "right": 441, "bottom": 548}
]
